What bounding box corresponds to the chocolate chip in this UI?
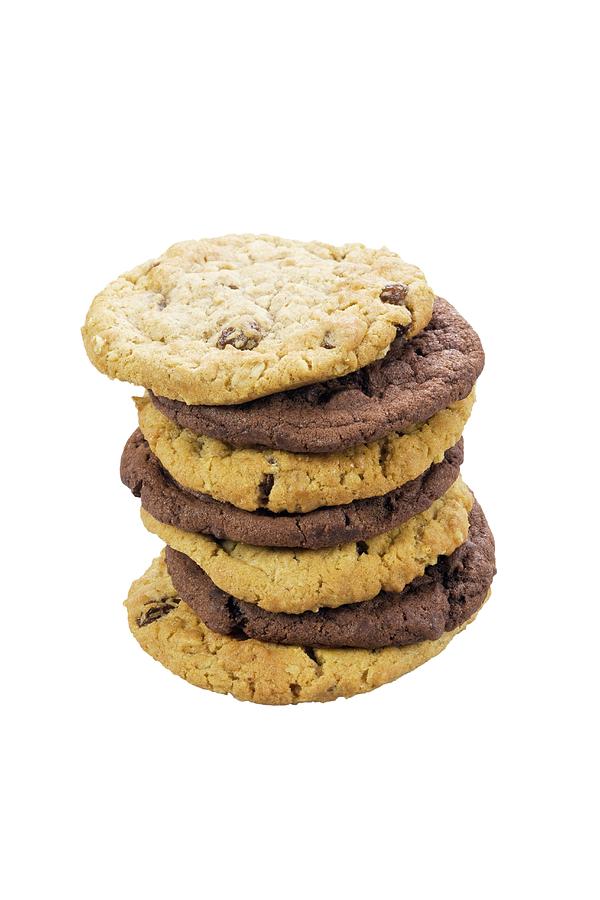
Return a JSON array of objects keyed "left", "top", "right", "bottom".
[
  {"left": 356, "top": 541, "right": 369, "bottom": 555},
  {"left": 380, "top": 283, "right": 409, "bottom": 305},
  {"left": 217, "top": 326, "right": 236, "bottom": 345},
  {"left": 137, "top": 597, "right": 181, "bottom": 627},
  {"left": 383, "top": 494, "right": 397, "bottom": 513},
  {"left": 217, "top": 320, "right": 262, "bottom": 350},
  {"left": 225, "top": 595, "right": 250, "bottom": 639},
  {"left": 303, "top": 647, "right": 320, "bottom": 664},
  {"left": 257, "top": 473, "right": 275, "bottom": 506},
  {"left": 226, "top": 595, "right": 245, "bottom": 626},
  {"left": 378, "top": 438, "right": 391, "bottom": 467}
]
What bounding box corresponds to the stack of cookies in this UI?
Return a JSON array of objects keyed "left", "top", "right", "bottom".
[{"left": 83, "top": 234, "right": 495, "bottom": 705}]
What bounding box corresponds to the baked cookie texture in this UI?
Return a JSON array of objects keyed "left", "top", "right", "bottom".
[
  {"left": 125, "top": 553, "right": 486, "bottom": 705},
  {"left": 82, "top": 234, "right": 493, "bottom": 703},
  {"left": 83, "top": 235, "right": 435, "bottom": 405},
  {"left": 165, "top": 501, "right": 495, "bottom": 649},
  {"left": 140, "top": 479, "right": 473, "bottom": 613},
  {"left": 136, "top": 391, "right": 475, "bottom": 513},
  {"left": 150, "top": 297, "right": 484, "bottom": 453},
  {"left": 121, "top": 429, "right": 463, "bottom": 549}
]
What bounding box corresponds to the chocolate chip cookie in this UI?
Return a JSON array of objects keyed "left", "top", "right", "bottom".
[{"left": 83, "top": 234, "right": 434, "bottom": 405}]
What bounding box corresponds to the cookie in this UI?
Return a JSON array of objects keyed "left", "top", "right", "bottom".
[
  {"left": 136, "top": 391, "right": 474, "bottom": 513},
  {"left": 151, "top": 297, "right": 483, "bottom": 453},
  {"left": 140, "top": 479, "right": 473, "bottom": 613},
  {"left": 122, "top": 429, "right": 464, "bottom": 548},
  {"left": 126, "top": 553, "right": 485, "bottom": 704},
  {"left": 165, "top": 502, "right": 494, "bottom": 649},
  {"left": 82, "top": 234, "right": 435, "bottom": 405}
]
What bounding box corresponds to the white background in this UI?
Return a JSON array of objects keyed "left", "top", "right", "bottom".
[{"left": 2, "top": 1, "right": 598, "bottom": 897}]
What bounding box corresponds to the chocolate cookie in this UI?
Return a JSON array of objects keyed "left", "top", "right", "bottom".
[
  {"left": 151, "top": 297, "right": 483, "bottom": 453},
  {"left": 121, "top": 429, "right": 464, "bottom": 549},
  {"left": 165, "top": 502, "right": 495, "bottom": 650}
]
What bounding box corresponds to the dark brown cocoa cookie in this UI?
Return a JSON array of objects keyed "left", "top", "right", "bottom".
[
  {"left": 150, "top": 297, "right": 483, "bottom": 453},
  {"left": 121, "top": 430, "right": 463, "bottom": 549},
  {"left": 165, "top": 502, "right": 495, "bottom": 649}
]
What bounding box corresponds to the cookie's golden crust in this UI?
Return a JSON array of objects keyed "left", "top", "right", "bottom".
[
  {"left": 126, "top": 554, "right": 485, "bottom": 704},
  {"left": 140, "top": 480, "right": 473, "bottom": 613},
  {"left": 83, "top": 235, "right": 434, "bottom": 405},
  {"left": 137, "top": 391, "right": 474, "bottom": 514}
]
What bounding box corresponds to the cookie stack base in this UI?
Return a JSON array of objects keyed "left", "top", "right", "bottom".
[{"left": 125, "top": 554, "right": 488, "bottom": 705}]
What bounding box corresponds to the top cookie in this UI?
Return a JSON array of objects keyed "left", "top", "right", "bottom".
[{"left": 82, "top": 234, "right": 434, "bottom": 405}]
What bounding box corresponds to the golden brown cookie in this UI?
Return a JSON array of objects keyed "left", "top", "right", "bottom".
[
  {"left": 125, "top": 553, "right": 486, "bottom": 705},
  {"left": 136, "top": 391, "right": 474, "bottom": 513},
  {"left": 140, "top": 479, "right": 473, "bottom": 613},
  {"left": 83, "top": 235, "right": 434, "bottom": 405}
]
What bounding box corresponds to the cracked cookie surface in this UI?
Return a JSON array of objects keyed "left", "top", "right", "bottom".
[
  {"left": 83, "top": 234, "right": 434, "bottom": 405},
  {"left": 125, "top": 553, "right": 483, "bottom": 704},
  {"left": 151, "top": 297, "right": 483, "bottom": 453},
  {"left": 140, "top": 479, "right": 473, "bottom": 613},
  {"left": 165, "top": 502, "right": 494, "bottom": 648},
  {"left": 122, "top": 429, "right": 463, "bottom": 548},
  {"left": 136, "top": 392, "right": 474, "bottom": 513}
]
